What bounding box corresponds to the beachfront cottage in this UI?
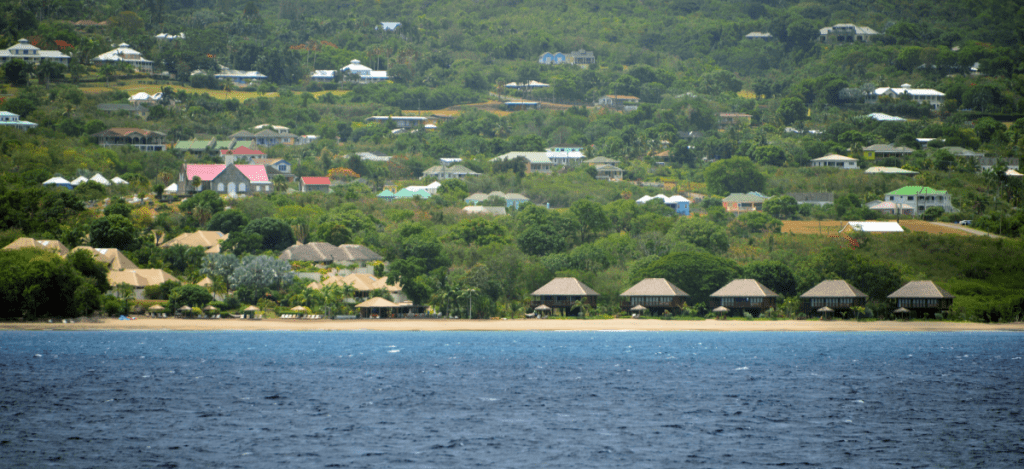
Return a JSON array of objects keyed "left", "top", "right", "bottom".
[
  {"left": 709, "top": 279, "right": 778, "bottom": 314},
  {"left": 799, "top": 280, "right": 868, "bottom": 315},
  {"left": 887, "top": 281, "right": 954, "bottom": 317},
  {"left": 312, "top": 273, "right": 404, "bottom": 302},
  {"left": 530, "top": 278, "right": 599, "bottom": 317},
  {"left": 108, "top": 269, "right": 179, "bottom": 300},
  {"left": 620, "top": 278, "right": 689, "bottom": 314}
]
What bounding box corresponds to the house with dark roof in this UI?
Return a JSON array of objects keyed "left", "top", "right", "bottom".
[
  {"left": 887, "top": 281, "right": 954, "bottom": 315},
  {"left": 861, "top": 143, "right": 914, "bottom": 160},
  {"left": 92, "top": 128, "right": 166, "bottom": 151},
  {"left": 710, "top": 279, "right": 778, "bottom": 313},
  {"left": 620, "top": 278, "right": 689, "bottom": 314},
  {"left": 531, "top": 278, "right": 599, "bottom": 316},
  {"left": 596, "top": 95, "right": 640, "bottom": 111},
  {"left": 800, "top": 280, "right": 868, "bottom": 315}
]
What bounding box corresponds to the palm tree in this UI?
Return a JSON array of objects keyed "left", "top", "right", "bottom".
[{"left": 273, "top": 175, "right": 288, "bottom": 193}]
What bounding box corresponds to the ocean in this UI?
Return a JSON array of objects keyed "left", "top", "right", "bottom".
[{"left": 0, "top": 331, "right": 1021, "bottom": 468}]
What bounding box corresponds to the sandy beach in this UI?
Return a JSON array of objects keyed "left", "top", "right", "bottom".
[{"left": 2, "top": 318, "right": 1022, "bottom": 332}]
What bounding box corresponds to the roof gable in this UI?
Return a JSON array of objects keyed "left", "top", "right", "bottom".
[
  {"left": 800, "top": 280, "right": 867, "bottom": 299},
  {"left": 532, "top": 277, "right": 599, "bottom": 296},
  {"left": 711, "top": 279, "right": 778, "bottom": 298},
  {"left": 621, "top": 278, "right": 689, "bottom": 297}
]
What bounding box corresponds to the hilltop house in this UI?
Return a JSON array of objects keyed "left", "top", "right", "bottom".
[
  {"left": 492, "top": 152, "right": 554, "bottom": 174},
  {"left": 93, "top": 43, "right": 153, "bottom": 72},
  {"left": 92, "top": 128, "right": 166, "bottom": 151},
  {"left": 636, "top": 194, "right": 691, "bottom": 216},
  {"left": 0, "top": 111, "right": 38, "bottom": 131},
  {"left": 365, "top": 116, "right": 426, "bottom": 129},
  {"left": 885, "top": 186, "right": 954, "bottom": 215},
  {"left": 722, "top": 192, "right": 767, "bottom": 212},
  {"left": 539, "top": 49, "right": 595, "bottom": 66},
  {"left": 861, "top": 143, "right": 915, "bottom": 160},
  {"left": 340, "top": 59, "right": 388, "bottom": 83},
  {"left": 464, "top": 191, "right": 530, "bottom": 209},
  {"left": 0, "top": 38, "right": 70, "bottom": 66},
  {"left": 279, "top": 242, "right": 383, "bottom": 266},
  {"left": 422, "top": 164, "right": 480, "bottom": 180},
  {"left": 819, "top": 24, "right": 880, "bottom": 43},
  {"left": 596, "top": 95, "right": 640, "bottom": 111},
  {"left": 744, "top": 31, "right": 774, "bottom": 41},
  {"left": 299, "top": 176, "right": 331, "bottom": 193},
  {"left": 811, "top": 154, "right": 859, "bottom": 169},
  {"left": 538, "top": 51, "right": 567, "bottom": 64},
  {"left": 546, "top": 147, "right": 586, "bottom": 166},
  {"left": 869, "top": 84, "right": 945, "bottom": 110},
  {"left": 212, "top": 69, "right": 267, "bottom": 86}
]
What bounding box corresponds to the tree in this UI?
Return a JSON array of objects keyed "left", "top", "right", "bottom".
[
  {"left": 35, "top": 61, "right": 65, "bottom": 86},
  {"left": 168, "top": 284, "right": 213, "bottom": 311},
  {"left": 201, "top": 253, "right": 240, "bottom": 291},
  {"left": 207, "top": 209, "right": 249, "bottom": 233},
  {"left": 230, "top": 255, "right": 294, "bottom": 304},
  {"left": 635, "top": 251, "right": 741, "bottom": 305},
  {"left": 744, "top": 260, "right": 797, "bottom": 297},
  {"left": 180, "top": 190, "right": 224, "bottom": 215},
  {"left": 2, "top": 59, "right": 31, "bottom": 86},
  {"left": 569, "top": 199, "right": 609, "bottom": 244},
  {"left": 764, "top": 195, "right": 799, "bottom": 220},
  {"left": 243, "top": 217, "right": 296, "bottom": 251},
  {"left": 776, "top": 97, "right": 808, "bottom": 125},
  {"left": 90, "top": 215, "right": 140, "bottom": 251},
  {"left": 221, "top": 231, "right": 264, "bottom": 255},
  {"left": 0, "top": 249, "right": 102, "bottom": 319},
  {"left": 667, "top": 217, "right": 729, "bottom": 254},
  {"left": 749, "top": 146, "right": 787, "bottom": 167},
  {"left": 703, "top": 157, "right": 766, "bottom": 195}
]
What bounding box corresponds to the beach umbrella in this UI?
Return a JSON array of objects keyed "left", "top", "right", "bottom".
[
  {"left": 290, "top": 305, "right": 309, "bottom": 312},
  {"left": 630, "top": 305, "right": 648, "bottom": 311},
  {"left": 203, "top": 305, "right": 218, "bottom": 312},
  {"left": 177, "top": 305, "right": 191, "bottom": 312},
  {"left": 894, "top": 306, "right": 911, "bottom": 320},
  {"left": 147, "top": 305, "right": 165, "bottom": 312},
  {"left": 712, "top": 306, "right": 730, "bottom": 313},
  {"left": 817, "top": 306, "right": 834, "bottom": 319},
  {"left": 534, "top": 304, "right": 551, "bottom": 311}
]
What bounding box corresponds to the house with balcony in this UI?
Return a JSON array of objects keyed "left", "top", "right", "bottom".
[
  {"left": 92, "top": 128, "right": 166, "bottom": 151},
  {"left": 0, "top": 111, "right": 38, "bottom": 131},
  {"left": 861, "top": 143, "right": 915, "bottom": 160},
  {"left": 340, "top": 59, "right": 388, "bottom": 83},
  {"left": 887, "top": 281, "right": 954, "bottom": 317},
  {"left": 885, "top": 186, "right": 954, "bottom": 215}
]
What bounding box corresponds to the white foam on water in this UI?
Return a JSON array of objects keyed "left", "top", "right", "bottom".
[
  {"left": 735, "top": 366, "right": 749, "bottom": 371},
  {"left": 388, "top": 349, "right": 400, "bottom": 353}
]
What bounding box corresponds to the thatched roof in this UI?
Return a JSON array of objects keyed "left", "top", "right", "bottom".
[
  {"left": 800, "top": 280, "right": 867, "bottom": 299},
  {"left": 356, "top": 297, "right": 399, "bottom": 308},
  {"left": 620, "top": 278, "right": 689, "bottom": 297},
  {"left": 3, "top": 237, "right": 69, "bottom": 256},
  {"left": 710, "top": 279, "right": 778, "bottom": 298},
  {"left": 278, "top": 242, "right": 384, "bottom": 263},
  {"left": 108, "top": 269, "right": 179, "bottom": 288},
  {"left": 319, "top": 273, "right": 401, "bottom": 292},
  {"left": 160, "top": 231, "right": 228, "bottom": 253},
  {"left": 71, "top": 246, "right": 139, "bottom": 270},
  {"left": 531, "top": 277, "right": 599, "bottom": 296},
  {"left": 887, "top": 281, "right": 954, "bottom": 299}
]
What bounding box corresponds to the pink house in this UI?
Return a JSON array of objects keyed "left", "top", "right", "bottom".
[{"left": 178, "top": 163, "right": 271, "bottom": 196}]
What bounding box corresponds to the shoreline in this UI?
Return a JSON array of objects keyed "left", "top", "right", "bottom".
[{"left": 2, "top": 318, "right": 1023, "bottom": 332}]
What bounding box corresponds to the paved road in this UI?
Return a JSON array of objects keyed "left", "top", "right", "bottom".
[{"left": 932, "top": 221, "right": 1003, "bottom": 238}]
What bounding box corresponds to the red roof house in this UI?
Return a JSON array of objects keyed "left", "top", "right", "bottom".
[
  {"left": 179, "top": 164, "right": 272, "bottom": 195},
  {"left": 300, "top": 176, "right": 331, "bottom": 193}
]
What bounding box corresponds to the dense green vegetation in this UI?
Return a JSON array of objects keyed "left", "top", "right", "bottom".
[{"left": 1, "top": 0, "right": 1022, "bottom": 322}]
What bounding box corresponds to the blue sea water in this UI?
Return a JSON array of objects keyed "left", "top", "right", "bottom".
[{"left": 0, "top": 331, "right": 1021, "bottom": 468}]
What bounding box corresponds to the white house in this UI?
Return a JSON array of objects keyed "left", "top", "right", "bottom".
[
  {"left": 870, "top": 84, "right": 945, "bottom": 110},
  {"left": 340, "top": 59, "right": 388, "bottom": 83},
  {"left": 0, "top": 111, "right": 38, "bottom": 131},
  {"left": 93, "top": 43, "right": 153, "bottom": 72},
  {"left": 811, "top": 154, "right": 859, "bottom": 169},
  {"left": 637, "top": 194, "right": 691, "bottom": 216},
  {"left": 819, "top": 24, "right": 880, "bottom": 43},
  {"left": 214, "top": 69, "right": 267, "bottom": 86},
  {"left": 0, "top": 38, "right": 70, "bottom": 66}
]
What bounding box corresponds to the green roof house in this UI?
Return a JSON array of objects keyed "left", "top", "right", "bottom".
[{"left": 885, "top": 186, "right": 953, "bottom": 216}]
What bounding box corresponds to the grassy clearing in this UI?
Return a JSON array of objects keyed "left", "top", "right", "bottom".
[{"left": 76, "top": 81, "right": 349, "bottom": 102}]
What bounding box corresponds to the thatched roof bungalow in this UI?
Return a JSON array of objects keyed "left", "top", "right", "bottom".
[
  {"left": 709, "top": 279, "right": 778, "bottom": 313},
  {"left": 887, "top": 281, "right": 954, "bottom": 312},
  {"left": 531, "top": 277, "right": 598, "bottom": 316},
  {"left": 800, "top": 280, "right": 867, "bottom": 313},
  {"left": 620, "top": 278, "right": 689, "bottom": 313}
]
